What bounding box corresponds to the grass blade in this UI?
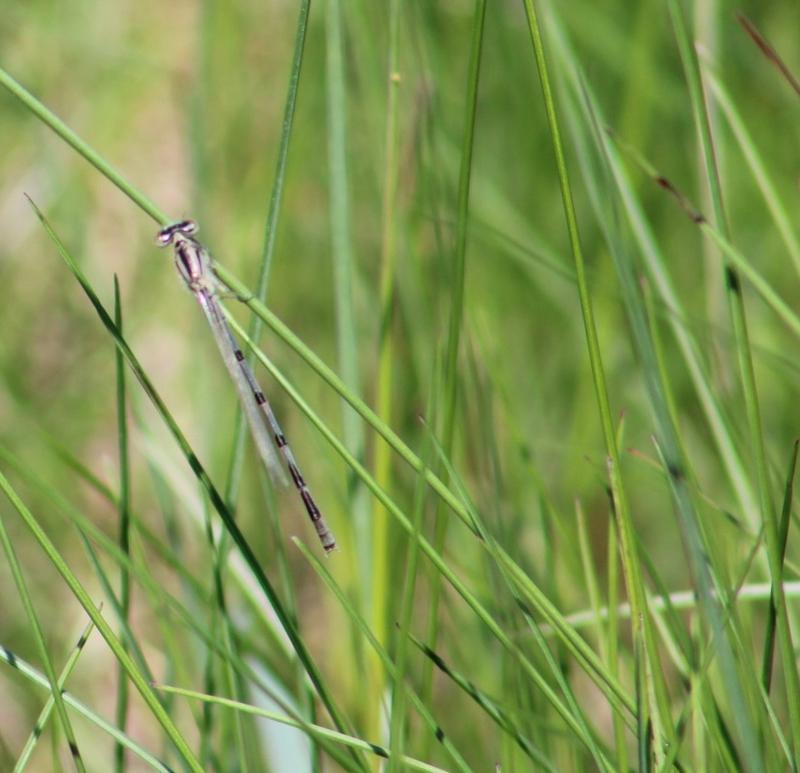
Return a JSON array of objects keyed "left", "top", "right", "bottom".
[
  {"left": 0, "top": 644, "right": 171, "bottom": 772},
  {"left": 155, "top": 684, "right": 449, "bottom": 773},
  {"left": 0, "top": 67, "right": 168, "bottom": 224},
  {"left": 12, "top": 619, "right": 95, "bottom": 772}
]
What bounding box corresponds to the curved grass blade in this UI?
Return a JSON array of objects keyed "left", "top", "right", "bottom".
[
  {"left": 389, "top": 386, "right": 436, "bottom": 773},
  {"left": 0, "top": 68, "right": 168, "bottom": 224},
  {"left": 156, "top": 684, "right": 449, "bottom": 773}
]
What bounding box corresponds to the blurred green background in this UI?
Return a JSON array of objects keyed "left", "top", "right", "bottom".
[{"left": 1, "top": 1, "right": 799, "bottom": 770}]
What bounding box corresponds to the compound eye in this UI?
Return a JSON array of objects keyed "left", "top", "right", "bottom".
[
  {"left": 178, "top": 219, "right": 199, "bottom": 235},
  {"left": 155, "top": 228, "right": 175, "bottom": 247}
]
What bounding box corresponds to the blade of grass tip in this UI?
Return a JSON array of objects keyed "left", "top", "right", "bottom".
[
  {"left": 28, "top": 201, "right": 366, "bottom": 772},
  {"left": 761, "top": 442, "right": 800, "bottom": 712},
  {"left": 406, "top": 631, "right": 556, "bottom": 772},
  {"left": 0, "top": 489, "right": 87, "bottom": 772},
  {"left": 0, "top": 645, "right": 173, "bottom": 772},
  {"left": 0, "top": 67, "right": 168, "bottom": 225},
  {"left": 154, "top": 684, "right": 448, "bottom": 773},
  {"left": 0, "top": 469, "right": 201, "bottom": 771},
  {"left": 424, "top": 0, "right": 487, "bottom": 709},
  {"left": 223, "top": 310, "right": 611, "bottom": 757},
  {"left": 519, "top": 0, "right": 664, "bottom": 747},
  {"left": 292, "top": 536, "right": 473, "bottom": 773},
  {"left": 13, "top": 617, "right": 95, "bottom": 773},
  {"left": 113, "top": 277, "right": 132, "bottom": 773},
  {"left": 371, "top": 0, "right": 403, "bottom": 737}
]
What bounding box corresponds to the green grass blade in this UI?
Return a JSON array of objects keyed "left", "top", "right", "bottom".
[
  {"left": 325, "top": 0, "right": 368, "bottom": 559},
  {"left": 113, "top": 277, "right": 132, "bottom": 773},
  {"left": 155, "top": 684, "right": 449, "bottom": 773},
  {"left": 761, "top": 446, "right": 797, "bottom": 690},
  {"left": 0, "top": 644, "right": 172, "bottom": 772},
  {"left": 407, "top": 632, "right": 555, "bottom": 771},
  {"left": 371, "top": 0, "right": 404, "bottom": 730},
  {"left": 389, "top": 387, "right": 437, "bottom": 773},
  {"left": 0, "top": 67, "right": 168, "bottom": 224},
  {"left": 760, "top": 440, "right": 800, "bottom": 735},
  {"left": 13, "top": 618, "right": 95, "bottom": 772}
]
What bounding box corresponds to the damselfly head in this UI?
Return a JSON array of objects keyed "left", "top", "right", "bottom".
[{"left": 156, "top": 220, "right": 199, "bottom": 247}]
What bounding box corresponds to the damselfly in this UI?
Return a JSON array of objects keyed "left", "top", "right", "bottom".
[{"left": 156, "top": 220, "right": 336, "bottom": 553}]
